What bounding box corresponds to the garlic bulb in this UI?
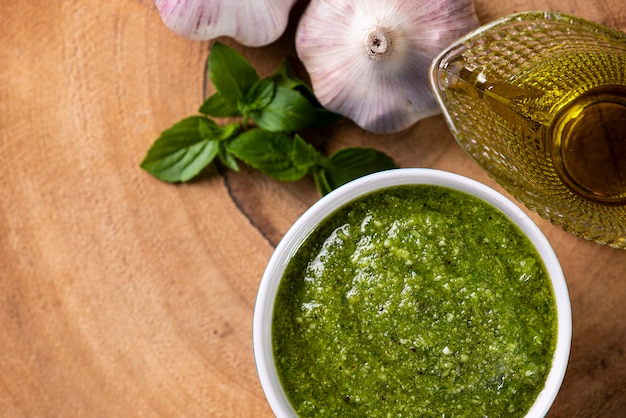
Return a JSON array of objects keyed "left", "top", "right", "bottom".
[
  {"left": 154, "top": 0, "right": 298, "bottom": 47},
  {"left": 295, "top": 0, "right": 480, "bottom": 134}
]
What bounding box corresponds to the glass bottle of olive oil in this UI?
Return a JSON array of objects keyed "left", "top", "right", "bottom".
[
  {"left": 431, "top": 12, "right": 626, "bottom": 247},
  {"left": 474, "top": 51, "right": 626, "bottom": 205}
]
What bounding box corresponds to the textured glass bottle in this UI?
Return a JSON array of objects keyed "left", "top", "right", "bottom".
[{"left": 431, "top": 12, "right": 626, "bottom": 248}]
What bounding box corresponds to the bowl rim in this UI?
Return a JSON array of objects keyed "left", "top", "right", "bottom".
[{"left": 253, "top": 168, "right": 572, "bottom": 418}]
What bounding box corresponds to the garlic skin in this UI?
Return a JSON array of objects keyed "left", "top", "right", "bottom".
[
  {"left": 154, "top": 0, "right": 298, "bottom": 47},
  {"left": 295, "top": 0, "right": 480, "bottom": 134}
]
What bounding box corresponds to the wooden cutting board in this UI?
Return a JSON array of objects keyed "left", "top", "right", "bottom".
[{"left": 1, "top": 0, "right": 626, "bottom": 416}]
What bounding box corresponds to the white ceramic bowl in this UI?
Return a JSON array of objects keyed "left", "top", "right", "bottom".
[{"left": 253, "top": 168, "right": 571, "bottom": 417}]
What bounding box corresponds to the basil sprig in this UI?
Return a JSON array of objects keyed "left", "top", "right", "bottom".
[{"left": 141, "top": 42, "right": 397, "bottom": 195}]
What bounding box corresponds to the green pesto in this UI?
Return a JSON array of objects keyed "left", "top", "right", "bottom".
[{"left": 272, "top": 185, "right": 558, "bottom": 417}]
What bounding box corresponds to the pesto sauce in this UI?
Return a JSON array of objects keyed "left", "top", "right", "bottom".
[{"left": 272, "top": 185, "right": 558, "bottom": 417}]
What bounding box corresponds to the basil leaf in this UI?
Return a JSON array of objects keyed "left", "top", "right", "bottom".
[
  {"left": 250, "top": 86, "right": 315, "bottom": 133},
  {"left": 208, "top": 41, "right": 259, "bottom": 106},
  {"left": 291, "top": 134, "right": 322, "bottom": 171},
  {"left": 270, "top": 58, "right": 307, "bottom": 91},
  {"left": 199, "top": 119, "right": 240, "bottom": 143},
  {"left": 218, "top": 141, "right": 239, "bottom": 171},
  {"left": 269, "top": 59, "right": 341, "bottom": 128},
  {"left": 199, "top": 92, "right": 240, "bottom": 117},
  {"left": 218, "top": 122, "right": 240, "bottom": 140},
  {"left": 141, "top": 116, "right": 219, "bottom": 182},
  {"left": 317, "top": 147, "right": 398, "bottom": 194},
  {"left": 198, "top": 117, "right": 222, "bottom": 139},
  {"left": 313, "top": 169, "right": 333, "bottom": 196},
  {"left": 239, "top": 79, "right": 276, "bottom": 115},
  {"left": 226, "top": 129, "right": 310, "bottom": 181}
]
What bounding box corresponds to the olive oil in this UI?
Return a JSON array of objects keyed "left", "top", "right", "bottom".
[
  {"left": 550, "top": 85, "right": 626, "bottom": 204},
  {"left": 439, "top": 67, "right": 626, "bottom": 205},
  {"left": 430, "top": 11, "right": 626, "bottom": 246}
]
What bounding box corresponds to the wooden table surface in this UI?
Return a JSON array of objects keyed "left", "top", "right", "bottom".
[{"left": 3, "top": 1, "right": 626, "bottom": 417}]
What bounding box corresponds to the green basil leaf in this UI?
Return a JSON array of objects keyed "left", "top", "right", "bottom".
[
  {"left": 226, "top": 129, "right": 310, "bottom": 181},
  {"left": 199, "top": 92, "right": 240, "bottom": 117},
  {"left": 250, "top": 86, "right": 315, "bottom": 133},
  {"left": 317, "top": 147, "right": 398, "bottom": 193},
  {"left": 239, "top": 79, "right": 276, "bottom": 115},
  {"left": 291, "top": 134, "right": 322, "bottom": 171},
  {"left": 198, "top": 117, "right": 222, "bottom": 140},
  {"left": 292, "top": 85, "right": 342, "bottom": 128},
  {"left": 141, "top": 116, "right": 219, "bottom": 182},
  {"left": 313, "top": 169, "right": 333, "bottom": 196},
  {"left": 218, "top": 122, "right": 240, "bottom": 140},
  {"left": 269, "top": 59, "right": 341, "bottom": 128},
  {"left": 218, "top": 141, "right": 239, "bottom": 171},
  {"left": 199, "top": 119, "right": 240, "bottom": 143},
  {"left": 270, "top": 58, "right": 307, "bottom": 91},
  {"left": 208, "top": 41, "right": 259, "bottom": 106}
]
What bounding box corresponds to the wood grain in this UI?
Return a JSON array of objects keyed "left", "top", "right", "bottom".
[{"left": 1, "top": 0, "right": 625, "bottom": 417}]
